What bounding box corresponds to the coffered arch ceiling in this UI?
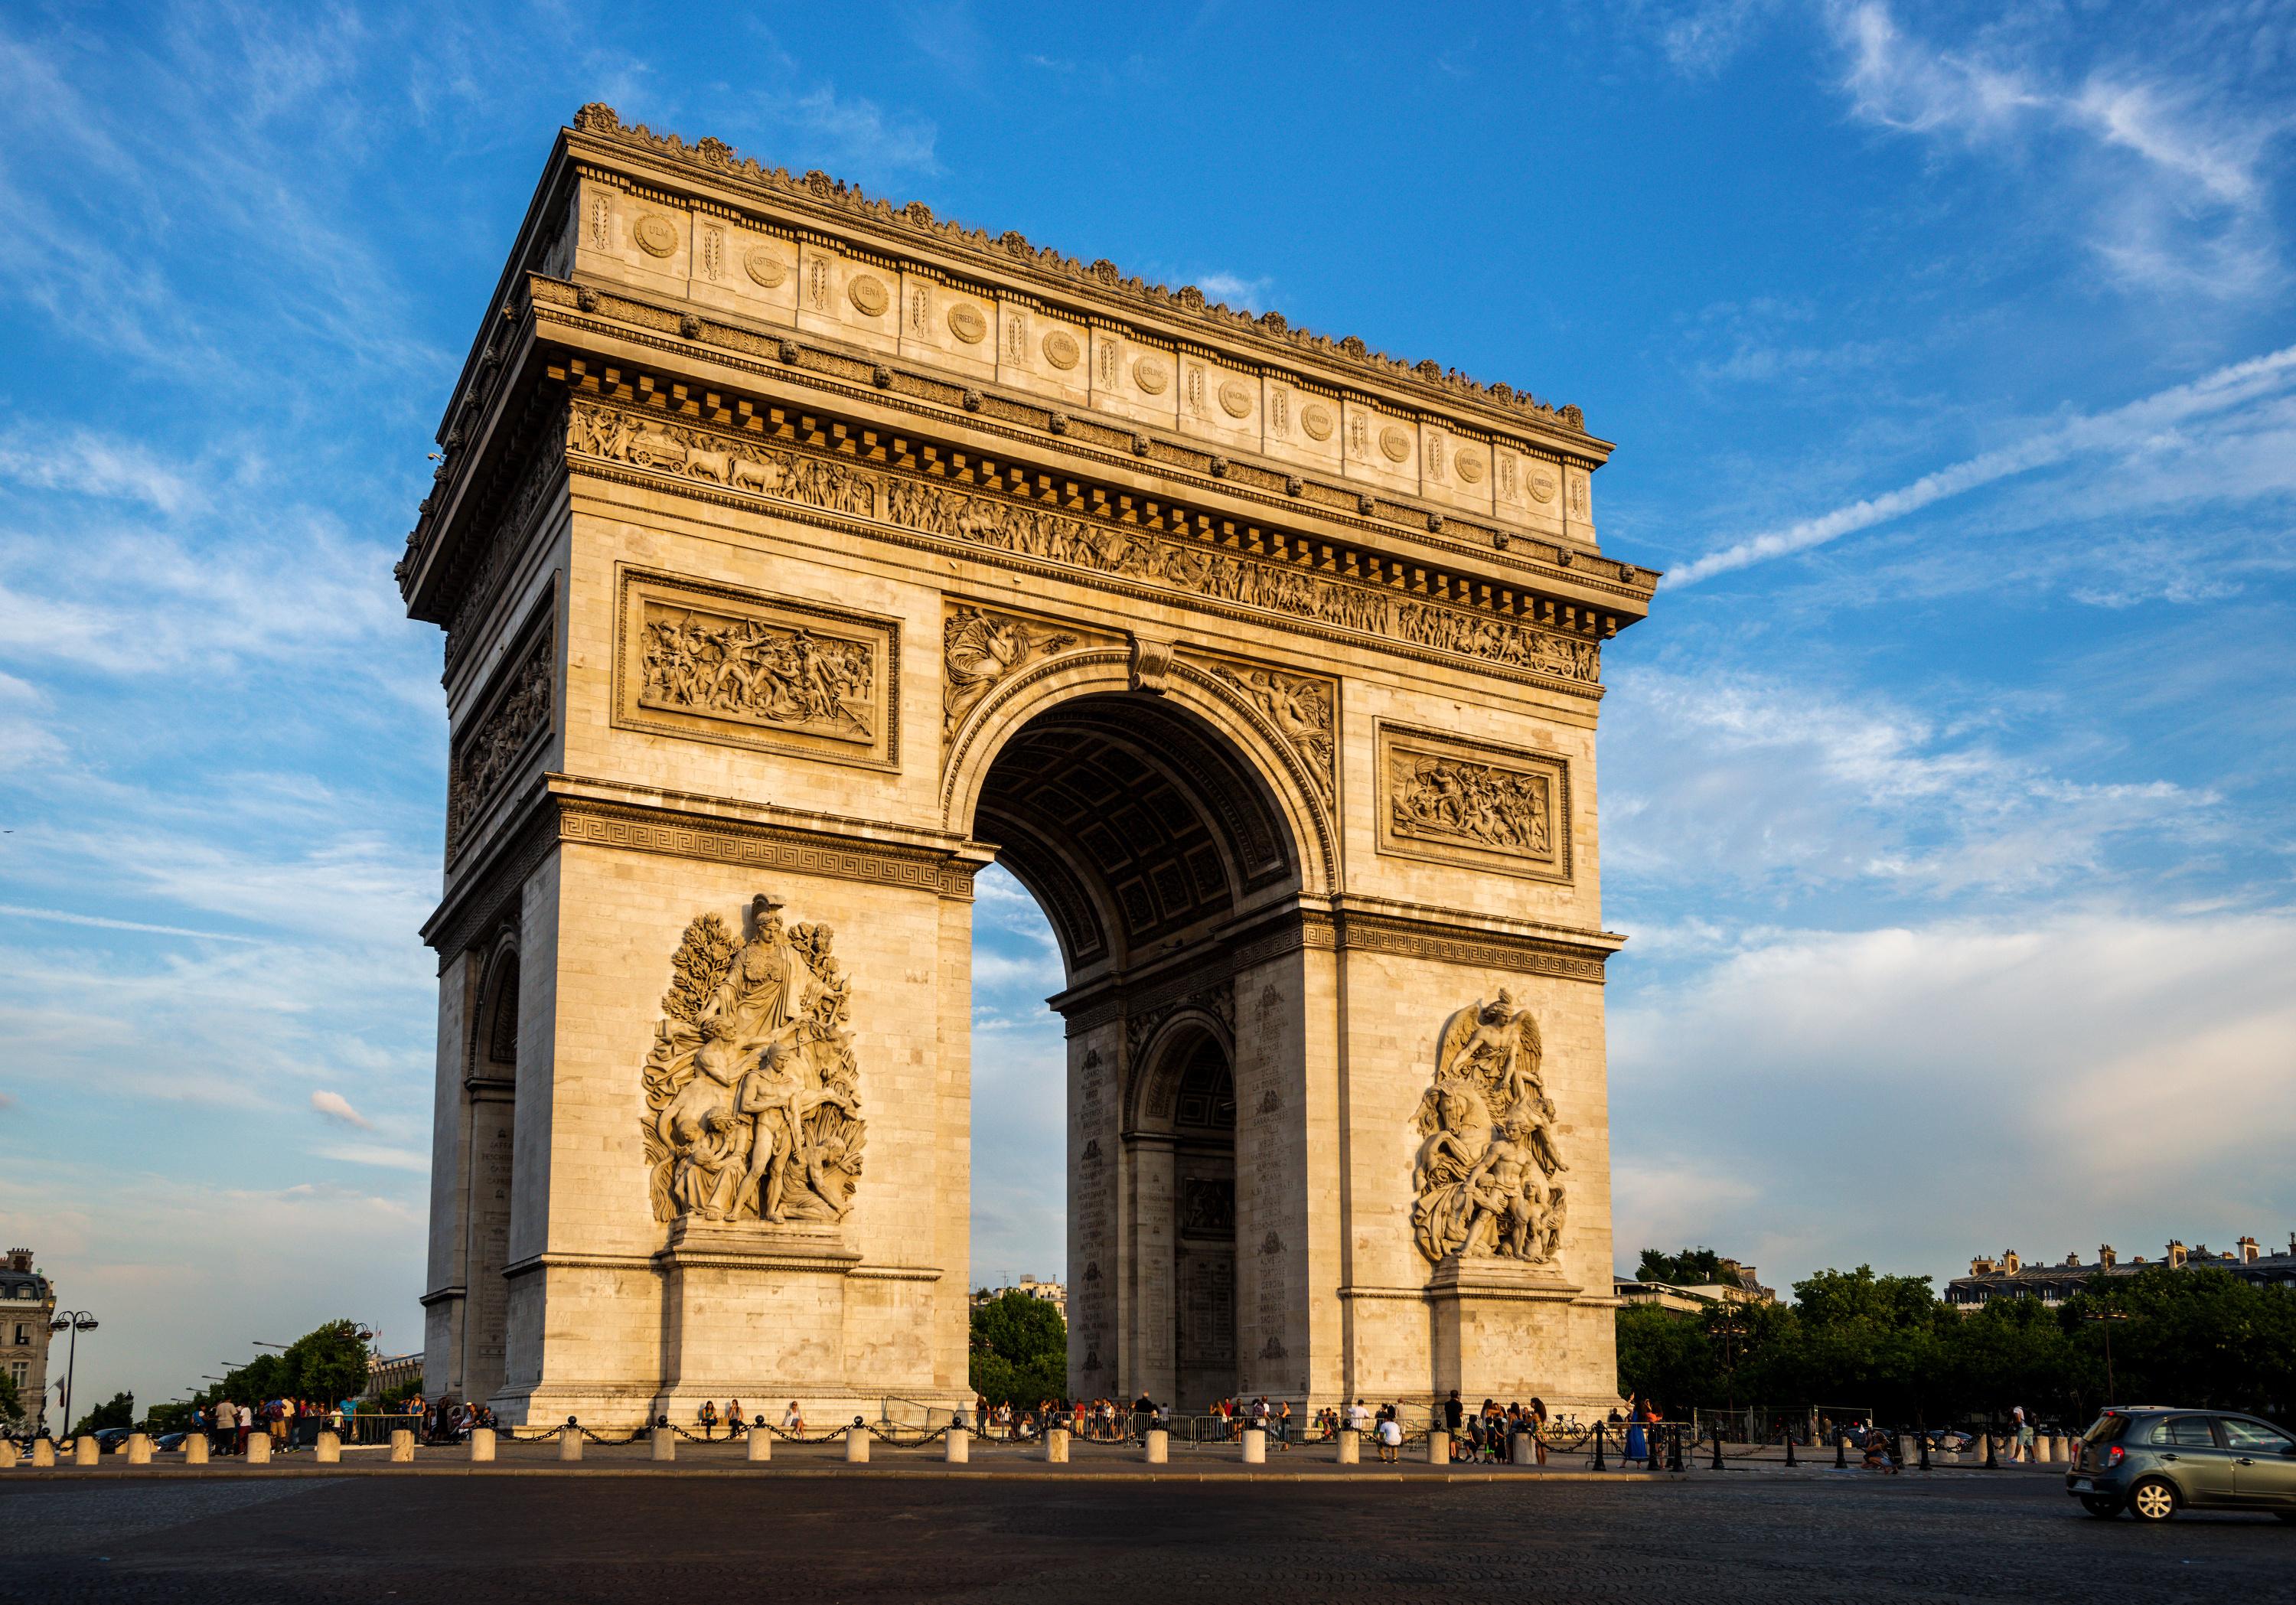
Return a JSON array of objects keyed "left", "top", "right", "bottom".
[{"left": 974, "top": 693, "right": 1296, "bottom": 980}]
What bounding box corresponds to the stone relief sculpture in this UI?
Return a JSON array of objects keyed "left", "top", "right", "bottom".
[
  {"left": 640, "top": 604, "right": 876, "bottom": 740},
  {"left": 446, "top": 622, "right": 553, "bottom": 858},
  {"left": 1411, "top": 991, "right": 1568, "bottom": 1265},
  {"left": 567, "top": 396, "right": 1600, "bottom": 685},
  {"left": 941, "top": 605, "right": 1077, "bottom": 734},
  {"left": 641, "top": 894, "right": 867, "bottom": 1227},
  {"left": 1390, "top": 753, "right": 1551, "bottom": 856},
  {"left": 1207, "top": 661, "right": 1335, "bottom": 807}
]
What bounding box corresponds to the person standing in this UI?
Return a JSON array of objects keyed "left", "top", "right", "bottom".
[
  {"left": 211, "top": 1397, "right": 235, "bottom": 1456},
  {"left": 1530, "top": 1397, "right": 1549, "bottom": 1466}
]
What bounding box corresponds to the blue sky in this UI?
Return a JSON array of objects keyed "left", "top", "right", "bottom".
[{"left": 2, "top": 1, "right": 2292, "bottom": 1417}]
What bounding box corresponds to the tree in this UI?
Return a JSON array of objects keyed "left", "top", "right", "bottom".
[
  {"left": 70, "top": 1391, "right": 134, "bottom": 1437},
  {"left": 969, "top": 1292, "right": 1065, "bottom": 1407},
  {"left": 1616, "top": 1302, "right": 1717, "bottom": 1409},
  {"left": 283, "top": 1319, "right": 371, "bottom": 1404},
  {"left": 1637, "top": 1247, "right": 1729, "bottom": 1286}
]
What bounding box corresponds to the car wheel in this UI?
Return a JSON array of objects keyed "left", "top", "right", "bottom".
[
  {"left": 2079, "top": 1495, "right": 2122, "bottom": 1518},
  {"left": 2128, "top": 1479, "right": 2177, "bottom": 1522}
]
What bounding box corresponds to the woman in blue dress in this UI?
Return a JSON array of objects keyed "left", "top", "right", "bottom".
[{"left": 1624, "top": 1396, "right": 1649, "bottom": 1466}]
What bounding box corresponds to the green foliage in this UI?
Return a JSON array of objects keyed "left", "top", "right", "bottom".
[
  {"left": 145, "top": 1401, "right": 196, "bottom": 1434},
  {"left": 0, "top": 1368, "right": 21, "bottom": 1427},
  {"left": 70, "top": 1391, "right": 133, "bottom": 1437},
  {"left": 1636, "top": 1246, "right": 1730, "bottom": 1285},
  {"left": 968, "top": 1292, "right": 1066, "bottom": 1408},
  {"left": 1616, "top": 1259, "right": 2296, "bottom": 1424},
  {"left": 189, "top": 1317, "right": 373, "bottom": 1411},
  {"left": 373, "top": 1376, "right": 425, "bottom": 1411}
]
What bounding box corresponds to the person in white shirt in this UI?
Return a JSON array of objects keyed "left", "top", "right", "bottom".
[
  {"left": 781, "top": 1401, "right": 804, "bottom": 1434},
  {"left": 1376, "top": 1413, "right": 1404, "bottom": 1463},
  {"left": 1347, "top": 1398, "right": 1371, "bottom": 1435}
]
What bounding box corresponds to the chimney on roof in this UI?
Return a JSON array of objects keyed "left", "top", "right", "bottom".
[
  {"left": 2099, "top": 1244, "right": 2116, "bottom": 1269},
  {"left": 2003, "top": 1249, "right": 2021, "bottom": 1274},
  {"left": 1970, "top": 1257, "right": 1996, "bottom": 1277},
  {"left": 3, "top": 1248, "right": 28, "bottom": 1274},
  {"left": 2239, "top": 1235, "right": 2259, "bottom": 1264},
  {"left": 2065, "top": 1252, "right": 2080, "bottom": 1267},
  {"left": 2167, "top": 1241, "right": 2187, "bottom": 1268}
]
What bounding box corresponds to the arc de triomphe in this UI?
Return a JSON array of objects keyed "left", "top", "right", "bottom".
[{"left": 403, "top": 106, "right": 1657, "bottom": 1427}]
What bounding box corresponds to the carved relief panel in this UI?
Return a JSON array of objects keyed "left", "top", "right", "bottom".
[
  {"left": 1375, "top": 723, "right": 1571, "bottom": 882},
  {"left": 445, "top": 595, "right": 556, "bottom": 863},
  {"left": 615, "top": 567, "right": 900, "bottom": 769}
]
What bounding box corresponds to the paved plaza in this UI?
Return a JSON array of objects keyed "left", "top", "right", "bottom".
[{"left": 5, "top": 1451, "right": 2284, "bottom": 1604}]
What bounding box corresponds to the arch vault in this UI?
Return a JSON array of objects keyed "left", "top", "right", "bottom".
[{"left": 403, "top": 106, "right": 1658, "bottom": 1427}]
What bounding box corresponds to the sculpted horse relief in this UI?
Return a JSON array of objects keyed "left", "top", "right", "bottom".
[
  {"left": 641, "top": 893, "right": 867, "bottom": 1228},
  {"left": 1411, "top": 990, "right": 1569, "bottom": 1267}
]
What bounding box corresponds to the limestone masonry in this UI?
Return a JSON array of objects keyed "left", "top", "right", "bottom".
[{"left": 403, "top": 106, "right": 1658, "bottom": 1428}]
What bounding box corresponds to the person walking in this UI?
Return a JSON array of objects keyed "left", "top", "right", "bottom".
[
  {"left": 2013, "top": 1404, "right": 2035, "bottom": 1464},
  {"left": 1530, "top": 1397, "right": 1549, "bottom": 1466}
]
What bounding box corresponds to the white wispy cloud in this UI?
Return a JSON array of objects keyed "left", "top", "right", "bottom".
[
  {"left": 1604, "top": 666, "right": 2218, "bottom": 898},
  {"left": 309, "top": 1088, "right": 373, "bottom": 1130},
  {"left": 1670, "top": 341, "right": 2296, "bottom": 585},
  {"left": 1828, "top": 2, "right": 2291, "bottom": 298},
  {"left": 1609, "top": 908, "right": 2296, "bottom": 1276},
  {"left": 0, "top": 903, "right": 263, "bottom": 943}
]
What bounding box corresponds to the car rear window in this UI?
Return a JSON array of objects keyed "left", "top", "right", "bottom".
[
  {"left": 2083, "top": 1415, "right": 2130, "bottom": 1444},
  {"left": 2148, "top": 1416, "right": 2219, "bottom": 1447}
]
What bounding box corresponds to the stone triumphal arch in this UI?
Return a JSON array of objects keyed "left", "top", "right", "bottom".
[{"left": 404, "top": 106, "right": 1657, "bottom": 1427}]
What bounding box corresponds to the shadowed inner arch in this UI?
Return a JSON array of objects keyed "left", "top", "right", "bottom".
[{"left": 973, "top": 693, "right": 1296, "bottom": 981}]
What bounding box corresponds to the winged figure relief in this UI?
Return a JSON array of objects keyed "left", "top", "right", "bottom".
[
  {"left": 942, "top": 607, "right": 1078, "bottom": 733},
  {"left": 1411, "top": 991, "right": 1569, "bottom": 1265}
]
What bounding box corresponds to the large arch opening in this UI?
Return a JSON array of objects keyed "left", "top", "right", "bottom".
[
  {"left": 963, "top": 687, "right": 1304, "bottom": 1412},
  {"left": 462, "top": 943, "right": 519, "bottom": 1408}
]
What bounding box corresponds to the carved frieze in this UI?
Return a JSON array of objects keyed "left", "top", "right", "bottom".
[
  {"left": 614, "top": 566, "right": 899, "bottom": 769},
  {"left": 446, "top": 602, "right": 556, "bottom": 862},
  {"left": 641, "top": 893, "right": 867, "bottom": 1227},
  {"left": 1412, "top": 993, "right": 1568, "bottom": 1266},
  {"left": 565, "top": 397, "right": 1603, "bottom": 690},
  {"left": 1195, "top": 653, "right": 1336, "bottom": 811},
  {"left": 1376, "top": 723, "right": 1570, "bottom": 882}
]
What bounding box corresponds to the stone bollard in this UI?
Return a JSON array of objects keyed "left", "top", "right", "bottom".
[
  {"left": 315, "top": 1432, "right": 341, "bottom": 1464},
  {"left": 126, "top": 1433, "right": 152, "bottom": 1466},
  {"left": 182, "top": 1435, "right": 207, "bottom": 1466},
  {"left": 1427, "top": 1428, "right": 1449, "bottom": 1466},
  {"left": 559, "top": 1425, "right": 583, "bottom": 1463},
  {"left": 73, "top": 1437, "right": 99, "bottom": 1467},
  {"left": 1042, "top": 1427, "right": 1069, "bottom": 1464},
  {"left": 31, "top": 1438, "right": 55, "bottom": 1468},
  {"left": 1144, "top": 1427, "right": 1169, "bottom": 1465},
  {"left": 1511, "top": 1431, "right": 1534, "bottom": 1466},
  {"left": 0, "top": 1438, "right": 16, "bottom": 1470},
  {"left": 941, "top": 1426, "right": 964, "bottom": 1465},
  {"left": 245, "top": 1434, "right": 272, "bottom": 1466},
  {"left": 750, "top": 1428, "right": 775, "bottom": 1463},
  {"left": 390, "top": 1429, "right": 415, "bottom": 1464},
  {"left": 1336, "top": 1429, "right": 1359, "bottom": 1465},
  {"left": 845, "top": 1425, "right": 870, "bottom": 1464},
  {"left": 651, "top": 1426, "right": 675, "bottom": 1463},
  {"left": 1241, "top": 1427, "right": 1266, "bottom": 1464},
  {"left": 470, "top": 1427, "right": 496, "bottom": 1463}
]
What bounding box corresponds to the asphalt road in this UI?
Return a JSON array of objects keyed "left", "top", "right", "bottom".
[{"left": 3, "top": 1469, "right": 2285, "bottom": 1603}]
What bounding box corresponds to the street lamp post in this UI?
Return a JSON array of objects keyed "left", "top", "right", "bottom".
[
  {"left": 2085, "top": 1312, "right": 2131, "bottom": 1404},
  {"left": 47, "top": 1309, "right": 97, "bottom": 1437}
]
